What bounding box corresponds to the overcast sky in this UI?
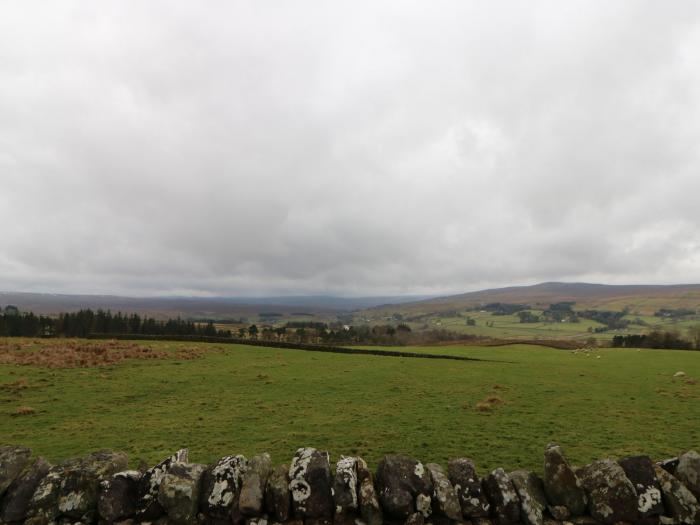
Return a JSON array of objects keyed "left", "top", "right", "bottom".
[{"left": 1, "top": 1, "right": 700, "bottom": 297}]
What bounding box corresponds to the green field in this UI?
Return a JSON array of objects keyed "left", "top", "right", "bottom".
[
  {"left": 404, "top": 310, "right": 612, "bottom": 340},
  {"left": 1, "top": 338, "right": 699, "bottom": 474},
  {"left": 366, "top": 308, "right": 699, "bottom": 342}
]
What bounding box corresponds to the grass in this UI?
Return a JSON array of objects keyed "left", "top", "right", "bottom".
[
  {"left": 0, "top": 338, "right": 699, "bottom": 476},
  {"left": 415, "top": 310, "right": 608, "bottom": 340},
  {"left": 378, "top": 309, "right": 700, "bottom": 342}
]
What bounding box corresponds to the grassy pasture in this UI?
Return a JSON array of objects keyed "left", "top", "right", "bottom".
[
  {"left": 410, "top": 310, "right": 609, "bottom": 339},
  {"left": 0, "top": 338, "right": 699, "bottom": 475},
  {"left": 590, "top": 293, "right": 700, "bottom": 315},
  {"left": 379, "top": 309, "right": 699, "bottom": 342}
]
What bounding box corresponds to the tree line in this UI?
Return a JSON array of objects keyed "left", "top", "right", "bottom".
[
  {"left": 612, "top": 329, "right": 700, "bottom": 350},
  {"left": 512, "top": 302, "right": 632, "bottom": 332},
  {"left": 4, "top": 304, "right": 700, "bottom": 350},
  {"left": 0, "top": 308, "right": 231, "bottom": 338},
  {"left": 0, "top": 306, "right": 478, "bottom": 346},
  {"left": 236, "top": 322, "right": 471, "bottom": 346}
]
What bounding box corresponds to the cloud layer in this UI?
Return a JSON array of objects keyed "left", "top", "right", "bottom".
[{"left": 2, "top": 1, "right": 700, "bottom": 296}]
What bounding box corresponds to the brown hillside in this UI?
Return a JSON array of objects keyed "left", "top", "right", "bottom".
[{"left": 364, "top": 282, "right": 700, "bottom": 316}]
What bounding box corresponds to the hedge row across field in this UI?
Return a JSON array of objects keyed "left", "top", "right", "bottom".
[{"left": 0, "top": 443, "right": 699, "bottom": 525}]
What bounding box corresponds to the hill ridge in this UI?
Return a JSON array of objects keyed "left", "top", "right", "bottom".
[{"left": 365, "top": 281, "right": 700, "bottom": 316}]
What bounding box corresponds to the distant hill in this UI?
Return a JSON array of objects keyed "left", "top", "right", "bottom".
[
  {"left": 3, "top": 283, "right": 700, "bottom": 321},
  {"left": 0, "top": 291, "right": 433, "bottom": 319},
  {"left": 363, "top": 282, "right": 700, "bottom": 317}
]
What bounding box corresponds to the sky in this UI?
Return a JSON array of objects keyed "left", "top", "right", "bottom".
[{"left": 2, "top": 1, "right": 700, "bottom": 297}]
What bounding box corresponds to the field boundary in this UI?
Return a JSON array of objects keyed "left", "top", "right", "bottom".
[
  {"left": 417, "top": 338, "right": 584, "bottom": 350},
  {"left": 480, "top": 338, "right": 583, "bottom": 350},
  {"left": 86, "top": 333, "right": 505, "bottom": 363},
  {"left": 1, "top": 444, "right": 696, "bottom": 524}
]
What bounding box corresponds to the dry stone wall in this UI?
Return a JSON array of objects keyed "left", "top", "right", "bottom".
[{"left": 0, "top": 444, "right": 699, "bottom": 525}]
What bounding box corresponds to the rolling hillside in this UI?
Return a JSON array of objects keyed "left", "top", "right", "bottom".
[{"left": 362, "top": 282, "right": 700, "bottom": 317}]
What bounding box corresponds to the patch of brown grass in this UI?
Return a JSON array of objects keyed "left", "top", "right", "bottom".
[
  {"left": 674, "top": 388, "right": 697, "bottom": 400},
  {"left": 474, "top": 394, "right": 506, "bottom": 413},
  {"left": 0, "top": 378, "right": 29, "bottom": 392},
  {"left": 13, "top": 406, "right": 35, "bottom": 416},
  {"left": 0, "top": 340, "right": 205, "bottom": 368}
]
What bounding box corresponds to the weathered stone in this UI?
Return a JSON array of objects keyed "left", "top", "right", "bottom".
[
  {"left": 654, "top": 465, "right": 700, "bottom": 525},
  {"left": 333, "top": 456, "right": 359, "bottom": 515},
  {"left": 0, "top": 456, "right": 51, "bottom": 523},
  {"left": 58, "top": 450, "right": 128, "bottom": 520},
  {"left": 333, "top": 512, "right": 362, "bottom": 525},
  {"left": 405, "top": 511, "right": 425, "bottom": 525},
  {"left": 157, "top": 462, "right": 206, "bottom": 525},
  {"left": 576, "top": 459, "right": 638, "bottom": 524},
  {"left": 677, "top": 451, "right": 700, "bottom": 501},
  {"left": 332, "top": 512, "right": 361, "bottom": 525},
  {"left": 547, "top": 505, "right": 570, "bottom": 520},
  {"left": 447, "top": 458, "right": 490, "bottom": 519},
  {"left": 375, "top": 455, "right": 433, "bottom": 519},
  {"left": 98, "top": 470, "right": 141, "bottom": 522},
  {"left": 246, "top": 516, "right": 270, "bottom": 525},
  {"left": 426, "top": 463, "right": 461, "bottom": 520},
  {"left": 416, "top": 492, "right": 432, "bottom": 518},
  {"left": 618, "top": 455, "right": 664, "bottom": 517},
  {"left": 636, "top": 517, "right": 662, "bottom": 525},
  {"left": 542, "top": 519, "right": 563, "bottom": 525},
  {"left": 0, "top": 445, "right": 32, "bottom": 498},
  {"left": 355, "top": 457, "right": 370, "bottom": 484},
  {"left": 510, "top": 470, "right": 546, "bottom": 525},
  {"left": 25, "top": 465, "right": 64, "bottom": 525},
  {"left": 482, "top": 468, "right": 520, "bottom": 525},
  {"left": 658, "top": 458, "right": 680, "bottom": 476},
  {"left": 265, "top": 463, "right": 291, "bottom": 522},
  {"left": 289, "top": 447, "right": 333, "bottom": 519},
  {"left": 199, "top": 454, "right": 248, "bottom": 522},
  {"left": 240, "top": 453, "right": 272, "bottom": 517},
  {"left": 305, "top": 518, "right": 333, "bottom": 525},
  {"left": 233, "top": 497, "right": 248, "bottom": 523},
  {"left": 57, "top": 518, "right": 83, "bottom": 525},
  {"left": 26, "top": 452, "right": 121, "bottom": 525},
  {"left": 568, "top": 517, "right": 600, "bottom": 525},
  {"left": 424, "top": 516, "right": 461, "bottom": 525},
  {"left": 543, "top": 444, "right": 587, "bottom": 516},
  {"left": 357, "top": 458, "right": 382, "bottom": 525},
  {"left": 136, "top": 448, "right": 188, "bottom": 521}
]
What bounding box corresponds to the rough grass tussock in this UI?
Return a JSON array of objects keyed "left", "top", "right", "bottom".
[{"left": 0, "top": 340, "right": 205, "bottom": 368}]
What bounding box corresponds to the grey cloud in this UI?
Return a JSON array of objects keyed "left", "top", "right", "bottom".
[{"left": 1, "top": 1, "right": 700, "bottom": 296}]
